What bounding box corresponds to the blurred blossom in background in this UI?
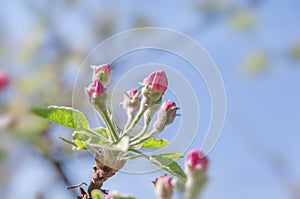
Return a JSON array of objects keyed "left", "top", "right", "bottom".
[{"left": 1, "top": 0, "right": 300, "bottom": 199}]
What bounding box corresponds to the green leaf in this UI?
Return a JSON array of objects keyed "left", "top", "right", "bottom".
[
  {"left": 73, "top": 130, "right": 107, "bottom": 144},
  {"left": 160, "top": 153, "right": 184, "bottom": 159},
  {"left": 91, "top": 190, "right": 105, "bottom": 199},
  {"left": 73, "top": 131, "right": 89, "bottom": 141},
  {"left": 72, "top": 131, "right": 107, "bottom": 151},
  {"left": 90, "top": 136, "right": 105, "bottom": 145},
  {"left": 93, "top": 127, "right": 108, "bottom": 139},
  {"left": 59, "top": 137, "right": 77, "bottom": 147},
  {"left": 31, "top": 106, "right": 89, "bottom": 130},
  {"left": 74, "top": 139, "right": 87, "bottom": 150},
  {"left": 149, "top": 155, "right": 186, "bottom": 182},
  {"left": 141, "top": 138, "right": 169, "bottom": 148},
  {"left": 75, "top": 136, "right": 128, "bottom": 153}
]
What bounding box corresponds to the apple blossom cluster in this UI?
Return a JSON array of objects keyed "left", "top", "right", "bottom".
[
  {"left": 85, "top": 64, "right": 180, "bottom": 148},
  {"left": 33, "top": 64, "right": 209, "bottom": 199}
]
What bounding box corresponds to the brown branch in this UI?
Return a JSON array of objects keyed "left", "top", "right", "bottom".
[{"left": 79, "top": 157, "right": 118, "bottom": 199}]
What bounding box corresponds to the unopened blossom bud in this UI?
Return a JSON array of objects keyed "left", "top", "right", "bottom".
[
  {"left": 184, "top": 149, "right": 208, "bottom": 199},
  {"left": 164, "top": 101, "right": 179, "bottom": 125},
  {"left": 141, "top": 70, "right": 168, "bottom": 104},
  {"left": 153, "top": 101, "right": 179, "bottom": 133},
  {"left": 128, "top": 89, "right": 139, "bottom": 99},
  {"left": 92, "top": 63, "right": 111, "bottom": 85},
  {"left": 186, "top": 149, "right": 208, "bottom": 172},
  {"left": 85, "top": 80, "right": 105, "bottom": 100},
  {"left": 145, "top": 70, "right": 168, "bottom": 93},
  {"left": 120, "top": 89, "right": 141, "bottom": 117},
  {"left": 0, "top": 71, "right": 9, "bottom": 91},
  {"left": 154, "top": 175, "right": 174, "bottom": 199}
]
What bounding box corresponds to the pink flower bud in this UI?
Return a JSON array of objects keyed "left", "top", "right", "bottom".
[
  {"left": 0, "top": 71, "right": 9, "bottom": 91},
  {"left": 143, "top": 70, "right": 168, "bottom": 94},
  {"left": 95, "top": 63, "right": 111, "bottom": 74},
  {"left": 86, "top": 80, "right": 105, "bottom": 99},
  {"left": 186, "top": 149, "right": 208, "bottom": 171},
  {"left": 92, "top": 64, "right": 111, "bottom": 84},
  {"left": 127, "top": 89, "right": 140, "bottom": 99},
  {"left": 120, "top": 89, "right": 141, "bottom": 119},
  {"left": 153, "top": 101, "right": 179, "bottom": 133},
  {"left": 184, "top": 149, "right": 208, "bottom": 199},
  {"left": 154, "top": 175, "right": 173, "bottom": 199},
  {"left": 161, "top": 101, "right": 179, "bottom": 125},
  {"left": 105, "top": 194, "right": 113, "bottom": 199},
  {"left": 164, "top": 101, "right": 178, "bottom": 123}
]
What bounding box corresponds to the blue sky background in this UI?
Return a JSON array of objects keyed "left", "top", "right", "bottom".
[{"left": 1, "top": 0, "right": 300, "bottom": 199}]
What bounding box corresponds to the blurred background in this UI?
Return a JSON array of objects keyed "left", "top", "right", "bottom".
[{"left": 1, "top": 0, "right": 300, "bottom": 199}]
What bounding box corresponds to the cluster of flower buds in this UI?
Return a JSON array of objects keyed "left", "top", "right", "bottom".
[
  {"left": 153, "top": 174, "right": 174, "bottom": 199},
  {"left": 85, "top": 64, "right": 111, "bottom": 109},
  {"left": 121, "top": 70, "right": 180, "bottom": 135},
  {"left": 85, "top": 67, "right": 187, "bottom": 198},
  {"left": 0, "top": 71, "right": 9, "bottom": 91}
]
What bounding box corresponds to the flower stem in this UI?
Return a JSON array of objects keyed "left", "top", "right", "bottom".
[
  {"left": 128, "top": 148, "right": 148, "bottom": 158},
  {"left": 130, "top": 121, "right": 150, "bottom": 143},
  {"left": 184, "top": 174, "right": 206, "bottom": 199},
  {"left": 124, "top": 115, "right": 133, "bottom": 130},
  {"left": 123, "top": 106, "right": 147, "bottom": 136},
  {"left": 130, "top": 130, "right": 157, "bottom": 147},
  {"left": 95, "top": 106, "right": 118, "bottom": 142}
]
